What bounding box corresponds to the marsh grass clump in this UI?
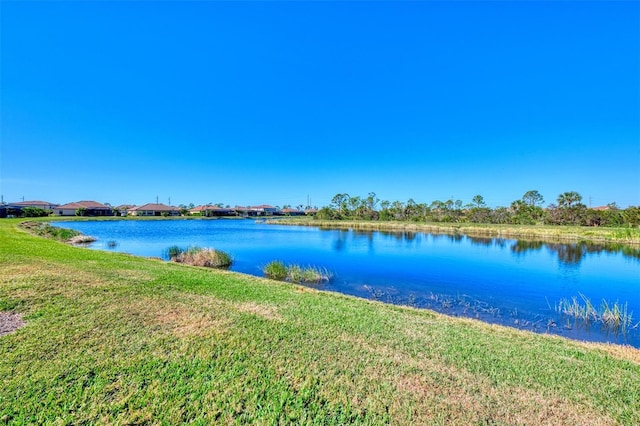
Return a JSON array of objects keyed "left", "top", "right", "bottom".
[
  {"left": 287, "top": 265, "right": 332, "bottom": 283},
  {"left": 601, "top": 299, "right": 634, "bottom": 334},
  {"left": 554, "top": 293, "right": 637, "bottom": 335},
  {"left": 262, "top": 261, "right": 332, "bottom": 284},
  {"left": 166, "top": 245, "right": 184, "bottom": 260},
  {"left": 263, "top": 260, "right": 288, "bottom": 280},
  {"left": 169, "top": 246, "right": 232, "bottom": 268}
]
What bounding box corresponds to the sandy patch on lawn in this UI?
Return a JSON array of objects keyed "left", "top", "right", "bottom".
[{"left": 0, "top": 312, "right": 25, "bottom": 336}]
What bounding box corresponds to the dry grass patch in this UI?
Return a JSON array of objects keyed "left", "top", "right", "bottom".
[
  {"left": 395, "top": 371, "right": 614, "bottom": 425},
  {"left": 235, "top": 301, "right": 283, "bottom": 322},
  {"left": 581, "top": 341, "right": 640, "bottom": 365},
  {"left": 124, "top": 297, "right": 231, "bottom": 339},
  {"left": 154, "top": 308, "right": 228, "bottom": 338}
]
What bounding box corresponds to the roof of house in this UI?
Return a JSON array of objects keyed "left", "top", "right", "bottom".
[
  {"left": 57, "top": 201, "right": 111, "bottom": 209},
  {"left": 129, "top": 203, "right": 180, "bottom": 212},
  {"left": 9, "top": 200, "right": 58, "bottom": 208},
  {"left": 190, "top": 205, "right": 234, "bottom": 212},
  {"left": 591, "top": 206, "right": 611, "bottom": 211}
]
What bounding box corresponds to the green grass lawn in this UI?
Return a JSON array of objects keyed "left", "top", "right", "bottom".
[{"left": 1, "top": 218, "right": 639, "bottom": 424}]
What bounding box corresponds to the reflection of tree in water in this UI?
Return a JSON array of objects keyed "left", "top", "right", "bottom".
[
  {"left": 466, "top": 236, "right": 494, "bottom": 247},
  {"left": 332, "top": 229, "right": 349, "bottom": 252},
  {"left": 511, "top": 240, "right": 545, "bottom": 256},
  {"left": 548, "top": 243, "right": 586, "bottom": 267},
  {"left": 509, "top": 239, "right": 640, "bottom": 266},
  {"left": 446, "top": 234, "right": 464, "bottom": 243},
  {"left": 375, "top": 230, "right": 421, "bottom": 243}
]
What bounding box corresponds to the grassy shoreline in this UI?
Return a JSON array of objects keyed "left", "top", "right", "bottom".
[
  {"left": 269, "top": 217, "right": 640, "bottom": 245},
  {"left": 1, "top": 218, "right": 639, "bottom": 424}
]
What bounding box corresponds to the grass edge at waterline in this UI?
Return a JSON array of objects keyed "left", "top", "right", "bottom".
[
  {"left": 268, "top": 217, "right": 640, "bottom": 245},
  {"left": 1, "top": 218, "right": 639, "bottom": 424}
]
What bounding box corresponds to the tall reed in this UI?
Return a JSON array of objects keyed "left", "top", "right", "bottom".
[{"left": 554, "top": 293, "right": 637, "bottom": 335}]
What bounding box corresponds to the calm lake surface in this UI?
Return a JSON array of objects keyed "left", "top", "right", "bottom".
[{"left": 53, "top": 219, "right": 640, "bottom": 347}]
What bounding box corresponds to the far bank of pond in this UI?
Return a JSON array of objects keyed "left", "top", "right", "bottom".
[
  {"left": 271, "top": 218, "right": 640, "bottom": 245},
  {"left": 52, "top": 218, "right": 640, "bottom": 347}
]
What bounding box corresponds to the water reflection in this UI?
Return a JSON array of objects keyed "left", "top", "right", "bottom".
[
  {"left": 330, "top": 226, "right": 640, "bottom": 268},
  {"left": 466, "top": 236, "right": 495, "bottom": 246},
  {"left": 510, "top": 239, "right": 640, "bottom": 267},
  {"left": 510, "top": 240, "right": 544, "bottom": 255}
]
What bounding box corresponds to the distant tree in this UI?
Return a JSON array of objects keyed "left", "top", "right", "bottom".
[
  {"left": 622, "top": 206, "right": 640, "bottom": 227},
  {"left": 557, "top": 191, "right": 582, "bottom": 208},
  {"left": 315, "top": 206, "right": 338, "bottom": 220},
  {"left": 472, "top": 195, "right": 486, "bottom": 208},
  {"left": 554, "top": 192, "right": 587, "bottom": 225},
  {"left": 75, "top": 207, "right": 86, "bottom": 217},
  {"left": 522, "top": 190, "right": 544, "bottom": 207},
  {"left": 331, "top": 193, "right": 350, "bottom": 218},
  {"left": 490, "top": 207, "right": 513, "bottom": 224},
  {"left": 366, "top": 192, "right": 378, "bottom": 212}
]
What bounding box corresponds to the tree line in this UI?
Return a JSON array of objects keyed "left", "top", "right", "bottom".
[{"left": 315, "top": 191, "right": 640, "bottom": 227}]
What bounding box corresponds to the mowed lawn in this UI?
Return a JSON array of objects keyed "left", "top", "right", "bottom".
[{"left": 1, "top": 219, "right": 639, "bottom": 424}]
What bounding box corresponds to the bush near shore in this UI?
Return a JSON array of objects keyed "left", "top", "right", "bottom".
[{"left": 167, "top": 245, "right": 232, "bottom": 268}]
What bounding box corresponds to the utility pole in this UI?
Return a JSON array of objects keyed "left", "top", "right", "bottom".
[
  {"left": 156, "top": 195, "right": 159, "bottom": 204},
  {"left": 168, "top": 196, "right": 171, "bottom": 206}
]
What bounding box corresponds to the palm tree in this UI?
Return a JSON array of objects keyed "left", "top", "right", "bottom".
[{"left": 557, "top": 191, "right": 582, "bottom": 208}]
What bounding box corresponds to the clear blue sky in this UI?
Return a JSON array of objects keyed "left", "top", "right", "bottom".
[{"left": 1, "top": 1, "right": 639, "bottom": 209}]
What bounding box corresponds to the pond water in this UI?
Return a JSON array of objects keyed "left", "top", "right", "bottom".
[{"left": 53, "top": 219, "right": 640, "bottom": 347}]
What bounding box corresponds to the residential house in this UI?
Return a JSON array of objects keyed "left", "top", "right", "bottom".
[
  {"left": 8, "top": 200, "right": 59, "bottom": 210},
  {"left": 233, "top": 205, "right": 280, "bottom": 217},
  {"left": 250, "top": 205, "right": 280, "bottom": 216},
  {"left": 128, "top": 203, "right": 181, "bottom": 217},
  {"left": 189, "top": 205, "right": 236, "bottom": 217},
  {"left": 56, "top": 201, "right": 113, "bottom": 216},
  {"left": 281, "top": 208, "right": 305, "bottom": 216},
  {"left": 114, "top": 205, "right": 136, "bottom": 217}
]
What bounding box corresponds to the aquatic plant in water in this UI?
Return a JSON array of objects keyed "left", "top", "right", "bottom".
[
  {"left": 262, "top": 261, "right": 332, "bottom": 284},
  {"left": 167, "top": 246, "right": 232, "bottom": 268},
  {"left": 554, "top": 293, "right": 637, "bottom": 335}
]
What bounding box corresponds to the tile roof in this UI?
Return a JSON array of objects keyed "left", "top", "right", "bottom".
[
  {"left": 57, "top": 201, "right": 110, "bottom": 209},
  {"left": 129, "top": 203, "right": 180, "bottom": 211}
]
